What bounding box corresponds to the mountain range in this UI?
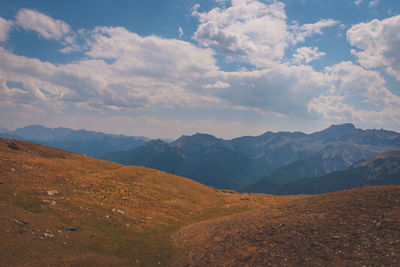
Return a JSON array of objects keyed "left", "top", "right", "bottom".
[
  {"left": 274, "top": 150, "right": 400, "bottom": 195},
  {"left": 2, "top": 123, "right": 400, "bottom": 194},
  {"left": 0, "top": 125, "right": 148, "bottom": 157},
  {"left": 102, "top": 123, "right": 400, "bottom": 190}
]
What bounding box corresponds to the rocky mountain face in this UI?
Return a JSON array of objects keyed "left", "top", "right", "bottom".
[
  {"left": 275, "top": 150, "right": 400, "bottom": 195},
  {"left": 103, "top": 134, "right": 258, "bottom": 189},
  {"left": 102, "top": 124, "right": 400, "bottom": 190},
  {"left": 0, "top": 125, "right": 148, "bottom": 157}
]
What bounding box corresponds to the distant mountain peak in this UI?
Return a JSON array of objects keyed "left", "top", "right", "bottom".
[
  {"left": 313, "top": 123, "right": 357, "bottom": 138},
  {"left": 327, "top": 123, "right": 356, "bottom": 130},
  {"left": 144, "top": 139, "right": 171, "bottom": 152},
  {"left": 173, "top": 133, "right": 221, "bottom": 147}
]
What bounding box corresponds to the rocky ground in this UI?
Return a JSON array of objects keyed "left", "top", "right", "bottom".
[{"left": 173, "top": 186, "right": 400, "bottom": 266}]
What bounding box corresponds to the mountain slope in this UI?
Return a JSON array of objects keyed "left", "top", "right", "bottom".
[
  {"left": 103, "top": 124, "right": 400, "bottom": 190},
  {"left": 102, "top": 139, "right": 184, "bottom": 172},
  {"left": 173, "top": 186, "right": 400, "bottom": 266},
  {"left": 103, "top": 135, "right": 259, "bottom": 189},
  {"left": 0, "top": 138, "right": 272, "bottom": 266},
  {"left": 0, "top": 125, "right": 148, "bottom": 157},
  {"left": 275, "top": 150, "right": 400, "bottom": 195}
]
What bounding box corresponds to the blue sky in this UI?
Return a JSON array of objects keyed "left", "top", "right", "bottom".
[{"left": 0, "top": 0, "right": 399, "bottom": 138}]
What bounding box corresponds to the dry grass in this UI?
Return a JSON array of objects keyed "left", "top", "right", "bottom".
[{"left": 0, "top": 138, "right": 274, "bottom": 266}]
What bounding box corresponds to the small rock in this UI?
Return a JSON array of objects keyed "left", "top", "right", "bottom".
[
  {"left": 47, "top": 190, "right": 58, "bottom": 196},
  {"left": 43, "top": 199, "right": 57, "bottom": 206},
  {"left": 44, "top": 233, "right": 54, "bottom": 238},
  {"left": 8, "top": 142, "right": 20, "bottom": 150},
  {"left": 65, "top": 227, "right": 79, "bottom": 232},
  {"left": 112, "top": 208, "right": 125, "bottom": 215},
  {"left": 14, "top": 219, "right": 28, "bottom": 226}
]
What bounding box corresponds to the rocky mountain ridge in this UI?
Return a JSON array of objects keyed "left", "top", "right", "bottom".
[{"left": 103, "top": 124, "right": 400, "bottom": 190}]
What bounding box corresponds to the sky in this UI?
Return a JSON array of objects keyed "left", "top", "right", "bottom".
[{"left": 0, "top": 0, "right": 399, "bottom": 139}]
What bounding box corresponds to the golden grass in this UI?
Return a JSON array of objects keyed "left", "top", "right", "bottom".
[{"left": 0, "top": 138, "right": 276, "bottom": 266}]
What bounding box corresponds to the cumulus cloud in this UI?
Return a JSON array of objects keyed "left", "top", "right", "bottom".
[
  {"left": 308, "top": 61, "right": 400, "bottom": 125},
  {"left": 347, "top": 15, "right": 400, "bottom": 80},
  {"left": 0, "top": 24, "right": 223, "bottom": 114},
  {"left": 192, "top": 0, "right": 339, "bottom": 67},
  {"left": 1, "top": 3, "right": 398, "bottom": 134},
  {"left": 192, "top": 0, "right": 289, "bottom": 66},
  {"left": 15, "top": 9, "right": 71, "bottom": 40},
  {"left": 14, "top": 9, "right": 80, "bottom": 53},
  {"left": 0, "top": 17, "right": 13, "bottom": 42},
  {"left": 292, "top": 47, "right": 326, "bottom": 64},
  {"left": 217, "top": 63, "right": 326, "bottom": 116},
  {"left": 292, "top": 19, "right": 340, "bottom": 43}
]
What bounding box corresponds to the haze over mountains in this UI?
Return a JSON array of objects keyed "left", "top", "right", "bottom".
[
  {"left": 252, "top": 150, "right": 400, "bottom": 195},
  {"left": 2, "top": 123, "right": 400, "bottom": 194},
  {"left": 102, "top": 123, "right": 400, "bottom": 191},
  {"left": 0, "top": 125, "right": 148, "bottom": 157}
]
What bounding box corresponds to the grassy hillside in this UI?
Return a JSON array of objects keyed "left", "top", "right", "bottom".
[{"left": 0, "top": 138, "right": 276, "bottom": 266}]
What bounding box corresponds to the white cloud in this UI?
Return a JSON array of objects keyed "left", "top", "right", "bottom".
[
  {"left": 1, "top": 4, "right": 398, "bottom": 134},
  {"left": 308, "top": 61, "right": 400, "bottom": 126},
  {"left": 192, "top": 0, "right": 339, "bottom": 67},
  {"left": 369, "top": 0, "right": 379, "bottom": 7},
  {"left": 354, "top": 0, "right": 362, "bottom": 6},
  {"left": 0, "top": 17, "right": 13, "bottom": 42},
  {"left": 292, "top": 47, "right": 326, "bottom": 64},
  {"left": 192, "top": 0, "right": 289, "bottom": 67},
  {"left": 14, "top": 9, "right": 80, "bottom": 53},
  {"left": 347, "top": 15, "right": 400, "bottom": 81},
  {"left": 217, "top": 63, "right": 326, "bottom": 116},
  {"left": 15, "top": 9, "right": 71, "bottom": 40},
  {"left": 179, "top": 26, "right": 184, "bottom": 38},
  {"left": 0, "top": 25, "right": 223, "bottom": 114},
  {"left": 292, "top": 18, "right": 340, "bottom": 43},
  {"left": 204, "top": 81, "right": 231, "bottom": 88}
]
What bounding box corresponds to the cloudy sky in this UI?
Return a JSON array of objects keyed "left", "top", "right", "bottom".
[{"left": 0, "top": 0, "right": 399, "bottom": 139}]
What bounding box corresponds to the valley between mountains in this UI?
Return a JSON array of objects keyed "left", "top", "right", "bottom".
[{"left": 1, "top": 138, "right": 400, "bottom": 266}]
